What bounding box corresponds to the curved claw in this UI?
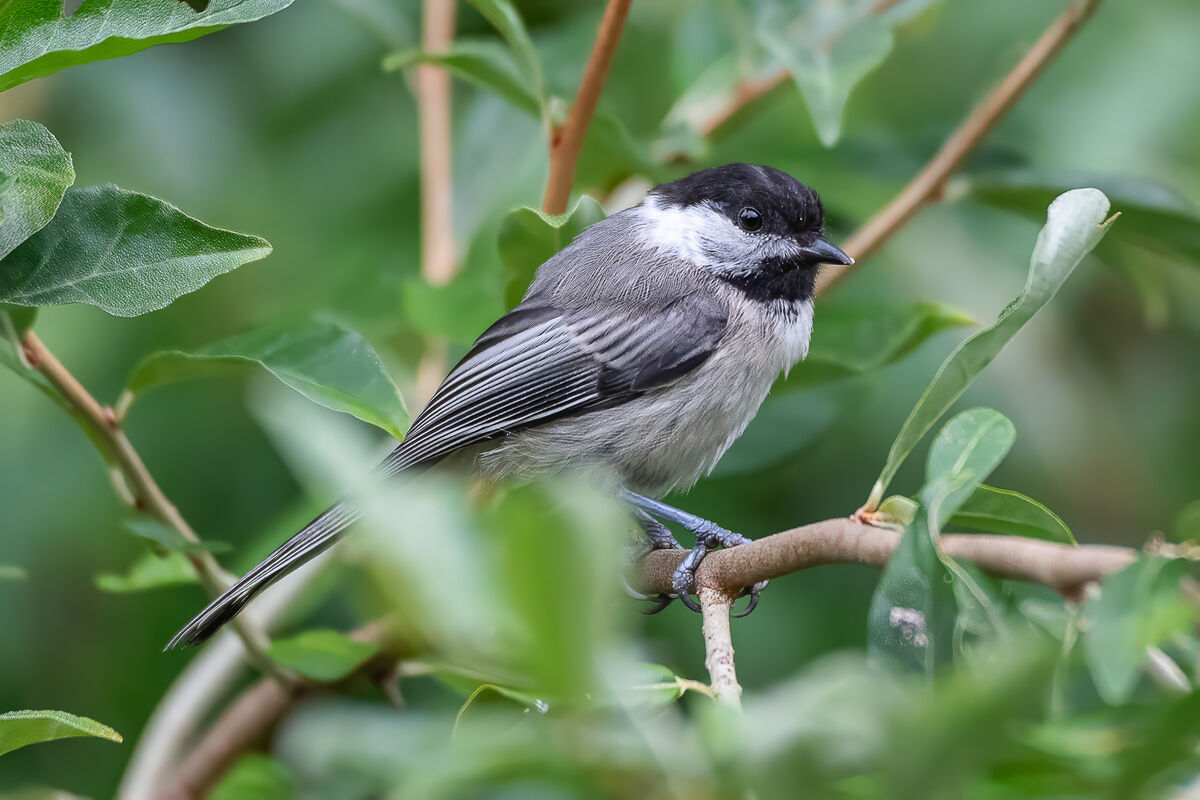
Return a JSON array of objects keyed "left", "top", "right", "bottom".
[
  {"left": 619, "top": 571, "right": 654, "bottom": 601},
  {"left": 640, "top": 594, "right": 676, "bottom": 615},
  {"left": 731, "top": 581, "right": 765, "bottom": 618}
]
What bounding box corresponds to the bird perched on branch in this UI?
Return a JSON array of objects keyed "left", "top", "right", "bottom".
[{"left": 167, "top": 163, "right": 851, "bottom": 648}]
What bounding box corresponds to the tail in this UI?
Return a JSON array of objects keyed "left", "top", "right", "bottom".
[{"left": 165, "top": 502, "right": 359, "bottom": 649}]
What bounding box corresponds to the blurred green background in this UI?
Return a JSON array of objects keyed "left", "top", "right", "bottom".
[{"left": 2, "top": 0, "right": 1200, "bottom": 796}]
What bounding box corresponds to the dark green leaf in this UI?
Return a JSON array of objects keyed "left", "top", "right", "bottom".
[
  {"left": 0, "top": 120, "right": 74, "bottom": 259},
  {"left": 124, "top": 518, "right": 230, "bottom": 556},
  {"left": 266, "top": 629, "right": 380, "bottom": 682},
  {"left": 1082, "top": 556, "right": 1195, "bottom": 704},
  {"left": 0, "top": 185, "right": 271, "bottom": 317},
  {"left": 0, "top": 710, "right": 121, "bottom": 757},
  {"left": 0, "top": 0, "right": 296, "bottom": 93},
  {"left": 126, "top": 320, "right": 409, "bottom": 439},
  {"left": 922, "top": 408, "right": 1016, "bottom": 522},
  {"left": 497, "top": 195, "right": 606, "bottom": 309},
  {"left": 782, "top": 302, "right": 974, "bottom": 388},
  {"left": 210, "top": 754, "right": 294, "bottom": 800},
  {"left": 869, "top": 189, "right": 1114, "bottom": 508},
  {"left": 383, "top": 40, "right": 541, "bottom": 118},
  {"left": 948, "top": 484, "right": 1076, "bottom": 544},
  {"left": 94, "top": 550, "right": 198, "bottom": 593}
]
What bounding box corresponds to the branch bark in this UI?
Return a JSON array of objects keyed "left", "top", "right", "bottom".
[
  {"left": 542, "top": 0, "right": 633, "bottom": 214},
  {"left": 18, "top": 332, "right": 291, "bottom": 684},
  {"left": 700, "top": 588, "right": 742, "bottom": 708},
  {"left": 815, "top": 0, "right": 1102, "bottom": 295}
]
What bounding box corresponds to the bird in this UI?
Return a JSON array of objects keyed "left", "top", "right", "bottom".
[{"left": 166, "top": 162, "right": 852, "bottom": 649}]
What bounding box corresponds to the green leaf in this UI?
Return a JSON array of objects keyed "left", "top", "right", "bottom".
[
  {"left": 1082, "top": 556, "right": 1195, "bottom": 705},
  {"left": 402, "top": 273, "right": 505, "bottom": 344},
  {"left": 756, "top": 2, "right": 897, "bottom": 146},
  {"left": 210, "top": 754, "right": 294, "bottom": 800},
  {"left": 0, "top": 710, "right": 121, "bottom": 757},
  {"left": 124, "top": 518, "right": 230, "bottom": 556},
  {"left": 0, "top": 0, "right": 296, "bottom": 93},
  {"left": 383, "top": 40, "right": 541, "bottom": 118},
  {"left": 965, "top": 171, "right": 1200, "bottom": 267},
  {"left": 94, "top": 550, "right": 198, "bottom": 593},
  {"left": 266, "top": 629, "right": 380, "bottom": 682},
  {"left": 497, "top": 195, "right": 606, "bottom": 309},
  {"left": 782, "top": 302, "right": 974, "bottom": 388},
  {"left": 868, "top": 189, "right": 1115, "bottom": 508},
  {"left": 0, "top": 565, "right": 27, "bottom": 580},
  {"left": 0, "top": 120, "right": 75, "bottom": 259},
  {"left": 0, "top": 184, "right": 271, "bottom": 317},
  {"left": 465, "top": 0, "right": 544, "bottom": 110},
  {"left": 948, "top": 484, "right": 1076, "bottom": 544},
  {"left": 922, "top": 408, "right": 1016, "bottom": 522},
  {"left": 125, "top": 320, "right": 409, "bottom": 439}
]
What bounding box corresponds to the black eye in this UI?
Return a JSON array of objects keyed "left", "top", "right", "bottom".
[{"left": 738, "top": 207, "right": 763, "bottom": 232}]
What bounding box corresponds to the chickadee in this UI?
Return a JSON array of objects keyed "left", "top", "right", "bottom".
[{"left": 167, "top": 163, "right": 851, "bottom": 648}]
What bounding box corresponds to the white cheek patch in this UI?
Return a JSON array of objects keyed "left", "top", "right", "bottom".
[{"left": 634, "top": 197, "right": 736, "bottom": 266}]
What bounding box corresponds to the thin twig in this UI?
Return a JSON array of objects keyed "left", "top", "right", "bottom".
[
  {"left": 699, "top": 588, "right": 742, "bottom": 709},
  {"left": 633, "top": 518, "right": 1135, "bottom": 599},
  {"left": 542, "top": 0, "right": 634, "bottom": 214},
  {"left": 414, "top": 0, "right": 458, "bottom": 405},
  {"left": 18, "top": 332, "right": 292, "bottom": 685},
  {"left": 815, "top": 0, "right": 1102, "bottom": 295}
]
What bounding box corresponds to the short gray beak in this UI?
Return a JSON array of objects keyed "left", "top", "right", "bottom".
[{"left": 802, "top": 236, "right": 854, "bottom": 266}]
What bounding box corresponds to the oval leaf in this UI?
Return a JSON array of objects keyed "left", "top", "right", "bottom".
[
  {"left": 266, "top": 629, "right": 380, "bottom": 682},
  {"left": 868, "top": 189, "right": 1115, "bottom": 506},
  {"left": 498, "top": 195, "right": 606, "bottom": 309},
  {"left": 0, "top": 0, "right": 296, "bottom": 93},
  {"left": 0, "top": 120, "right": 75, "bottom": 259},
  {"left": 0, "top": 710, "right": 122, "bottom": 757},
  {"left": 126, "top": 320, "right": 409, "bottom": 439},
  {"left": 0, "top": 185, "right": 271, "bottom": 316},
  {"left": 922, "top": 408, "right": 1016, "bottom": 522},
  {"left": 948, "top": 484, "right": 1075, "bottom": 544}
]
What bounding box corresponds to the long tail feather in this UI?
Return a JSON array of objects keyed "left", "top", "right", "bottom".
[{"left": 165, "top": 503, "right": 359, "bottom": 649}]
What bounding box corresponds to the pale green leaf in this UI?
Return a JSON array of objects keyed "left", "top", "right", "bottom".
[
  {"left": 868, "top": 189, "right": 1115, "bottom": 507},
  {"left": 497, "top": 195, "right": 606, "bottom": 308},
  {"left": 922, "top": 408, "right": 1016, "bottom": 523},
  {"left": 124, "top": 518, "right": 230, "bottom": 556},
  {"left": 0, "top": 185, "right": 271, "bottom": 317},
  {"left": 948, "top": 484, "right": 1075, "bottom": 544},
  {"left": 210, "top": 754, "right": 294, "bottom": 800},
  {"left": 383, "top": 40, "right": 541, "bottom": 118},
  {"left": 0, "top": 120, "right": 75, "bottom": 259},
  {"left": 0, "top": 0, "right": 296, "bottom": 93},
  {"left": 0, "top": 710, "right": 121, "bottom": 757},
  {"left": 465, "top": 0, "right": 544, "bottom": 109},
  {"left": 125, "top": 320, "right": 409, "bottom": 439},
  {"left": 266, "top": 629, "right": 380, "bottom": 682},
  {"left": 0, "top": 565, "right": 27, "bottom": 580},
  {"left": 94, "top": 550, "right": 198, "bottom": 593}
]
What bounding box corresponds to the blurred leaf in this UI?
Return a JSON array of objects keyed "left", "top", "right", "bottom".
[
  {"left": 1083, "top": 556, "right": 1195, "bottom": 705},
  {"left": 126, "top": 320, "right": 409, "bottom": 439},
  {"left": 465, "top": 0, "right": 544, "bottom": 110},
  {"left": 403, "top": 273, "right": 504, "bottom": 343},
  {"left": 948, "top": 484, "right": 1076, "bottom": 544},
  {"left": 267, "top": 629, "right": 380, "bottom": 682},
  {"left": 210, "top": 754, "right": 294, "bottom": 800},
  {"left": 0, "top": 185, "right": 271, "bottom": 317},
  {"left": 756, "top": 2, "right": 898, "bottom": 146},
  {"left": 1110, "top": 689, "right": 1200, "bottom": 798},
  {"left": 94, "top": 550, "right": 198, "bottom": 593},
  {"left": 384, "top": 40, "right": 542, "bottom": 118},
  {"left": 0, "top": 120, "right": 75, "bottom": 259},
  {"left": 1170, "top": 500, "right": 1200, "bottom": 543},
  {"left": 782, "top": 302, "right": 974, "bottom": 388},
  {"left": 868, "top": 189, "right": 1114, "bottom": 508},
  {"left": 0, "top": 710, "right": 122, "bottom": 757},
  {"left": 0, "top": 565, "right": 27, "bottom": 580},
  {"left": 0, "top": 0, "right": 296, "bottom": 93},
  {"left": 922, "top": 408, "right": 1015, "bottom": 521},
  {"left": 124, "top": 517, "right": 230, "bottom": 556},
  {"left": 0, "top": 304, "right": 36, "bottom": 335},
  {"left": 965, "top": 171, "right": 1200, "bottom": 266},
  {"left": 497, "top": 195, "right": 606, "bottom": 309}
]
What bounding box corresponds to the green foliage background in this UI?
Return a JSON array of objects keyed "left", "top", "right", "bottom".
[{"left": 2, "top": 0, "right": 1200, "bottom": 797}]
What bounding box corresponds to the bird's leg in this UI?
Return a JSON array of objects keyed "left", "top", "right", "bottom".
[
  {"left": 620, "top": 510, "right": 683, "bottom": 614},
  {"left": 619, "top": 490, "right": 766, "bottom": 616}
]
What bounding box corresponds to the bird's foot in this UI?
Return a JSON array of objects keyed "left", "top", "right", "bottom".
[{"left": 622, "top": 512, "right": 684, "bottom": 614}]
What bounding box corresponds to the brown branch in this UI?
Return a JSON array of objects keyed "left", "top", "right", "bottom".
[
  {"left": 815, "top": 0, "right": 1102, "bottom": 295},
  {"left": 18, "top": 332, "right": 292, "bottom": 684},
  {"left": 700, "top": 588, "right": 742, "bottom": 708},
  {"left": 542, "top": 0, "right": 633, "bottom": 214},
  {"left": 633, "top": 517, "right": 1135, "bottom": 599}
]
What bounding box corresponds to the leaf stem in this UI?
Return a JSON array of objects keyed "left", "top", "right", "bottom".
[
  {"left": 18, "top": 331, "right": 294, "bottom": 685},
  {"left": 541, "top": 0, "right": 633, "bottom": 215}
]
